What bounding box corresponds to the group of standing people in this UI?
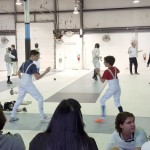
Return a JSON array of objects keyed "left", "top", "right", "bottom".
[
  {"left": 92, "top": 41, "right": 142, "bottom": 81},
  {"left": 4, "top": 43, "right": 40, "bottom": 84},
  {"left": 4, "top": 44, "right": 18, "bottom": 84}
]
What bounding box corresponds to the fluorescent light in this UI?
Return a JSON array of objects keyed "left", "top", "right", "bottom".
[
  {"left": 133, "top": 0, "right": 140, "bottom": 3},
  {"left": 16, "top": 0, "right": 22, "bottom": 5},
  {"left": 80, "top": 29, "right": 83, "bottom": 35},
  {"left": 73, "top": 6, "right": 79, "bottom": 14},
  {"left": 66, "top": 31, "right": 74, "bottom": 36}
]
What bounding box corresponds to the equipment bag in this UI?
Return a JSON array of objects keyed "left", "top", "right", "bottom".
[{"left": 4, "top": 101, "right": 16, "bottom": 111}]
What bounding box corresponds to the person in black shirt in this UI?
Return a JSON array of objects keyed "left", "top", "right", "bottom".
[
  {"left": 4, "top": 47, "right": 15, "bottom": 84},
  {"left": 147, "top": 52, "right": 150, "bottom": 67},
  {"left": 11, "top": 44, "right": 18, "bottom": 76}
]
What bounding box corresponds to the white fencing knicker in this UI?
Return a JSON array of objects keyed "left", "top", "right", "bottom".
[
  {"left": 6, "top": 63, "right": 12, "bottom": 76},
  {"left": 100, "top": 68, "right": 121, "bottom": 108},
  {"left": 12, "top": 61, "right": 18, "bottom": 75},
  {"left": 11, "top": 63, "right": 45, "bottom": 119},
  {"left": 93, "top": 59, "right": 100, "bottom": 69}
]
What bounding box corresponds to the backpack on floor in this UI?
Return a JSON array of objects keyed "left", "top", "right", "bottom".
[{"left": 4, "top": 101, "right": 16, "bottom": 111}]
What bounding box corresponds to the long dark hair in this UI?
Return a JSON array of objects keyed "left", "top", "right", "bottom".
[
  {"left": 0, "top": 108, "right": 6, "bottom": 130},
  {"left": 45, "top": 98, "right": 89, "bottom": 150}
]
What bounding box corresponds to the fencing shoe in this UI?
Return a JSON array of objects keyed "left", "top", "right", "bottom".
[
  {"left": 9, "top": 117, "right": 19, "bottom": 122},
  {"left": 40, "top": 115, "right": 50, "bottom": 123}
]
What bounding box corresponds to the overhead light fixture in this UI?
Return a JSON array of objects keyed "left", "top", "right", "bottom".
[
  {"left": 66, "top": 31, "right": 74, "bottom": 36},
  {"left": 16, "top": 0, "right": 22, "bottom": 5},
  {"left": 133, "top": 0, "right": 140, "bottom": 3},
  {"left": 79, "top": 28, "right": 83, "bottom": 38},
  {"left": 73, "top": 6, "right": 79, "bottom": 14}
]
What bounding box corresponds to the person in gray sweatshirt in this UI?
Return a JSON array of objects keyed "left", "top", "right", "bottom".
[
  {"left": 0, "top": 108, "right": 25, "bottom": 150},
  {"left": 4, "top": 47, "right": 15, "bottom": 84}
]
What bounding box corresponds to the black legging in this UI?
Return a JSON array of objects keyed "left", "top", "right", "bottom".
[
  {"left": 93, "top": 69, "right": 97, "bottom": 78},
  {"left": 147, "top": 55, "right": 150, "bottom": 66},
  {"left": 129, "top": 57, "right": 138, "bottom": 74}
]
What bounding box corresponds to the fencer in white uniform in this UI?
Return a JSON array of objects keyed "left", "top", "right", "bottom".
[
  {"left": 95, "top": 56, "right": 123, "bottom": 123},
  {"left": 9, "top": 50, "right": 50, "bottom": 122},
  {"left": 4, "top": 47, "right": 15, "bottom": 84},
  {"left": 100, "top": 67, "right": 121, "bottom": 108},
  {"left": 92, "top": 43, "right": 101, "bottom": 80}
]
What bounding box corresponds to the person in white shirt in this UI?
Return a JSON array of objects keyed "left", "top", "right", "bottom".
[
  {"left": 92, "top": 43, "right": 101, "bottom": 80},
  {"left": 33, "top": 43, "right": 40, "bottom": 73},
  {"left": 4, "top": 47, "right": 15, "bottom": 84},
  {"left": 128, "top": 42, "right": 142, "bottom": 75},
  {"left": 106, "top": 111, "right": 148, "bottom": 150}
]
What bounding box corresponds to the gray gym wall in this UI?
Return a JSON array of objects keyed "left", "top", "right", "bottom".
[{"left": 0, "top": 0, "right": 150, "bottom": 71}]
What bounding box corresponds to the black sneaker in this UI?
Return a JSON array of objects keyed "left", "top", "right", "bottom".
[
  {"left": 92, "top": 76, "right": 98, "bottom": 80},
  {"left": 135, "top": 73, "right": 140, "bottom": 75},
  {"left": 7, "top": 81, "right": 13, "bottom": 84}
]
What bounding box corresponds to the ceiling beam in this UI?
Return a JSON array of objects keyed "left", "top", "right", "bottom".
[
  {"left": 61, "top": 26, "right": 150, "bottom": 33},
  {"left": 0, "top": 6, "right": 150, "bottom": 15},
  {"left": 1, "top": 26, "right": 150, "bottom": 35},
  {"left": 0, "top": 30, "right": 16, "bottom": 35}
]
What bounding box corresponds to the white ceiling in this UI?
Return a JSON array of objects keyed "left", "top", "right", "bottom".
[
  {"left": 83, "top": 0, "right": 150, "bottom": 9},
  {"left": 56, "top": 0, "right": 150, "bottom": 10},
  {"left": 1, "top": 0, "right": 150, "bottom": 13},
  {"left": 15, "top": 0, "right": 150, "bottom": 12}
]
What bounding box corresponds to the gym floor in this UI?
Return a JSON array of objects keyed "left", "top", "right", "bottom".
[{"left": 0, "top": 67, "right": 150, "bottom": 150}]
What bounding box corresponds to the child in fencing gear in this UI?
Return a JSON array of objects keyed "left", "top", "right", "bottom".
[{"left": 4, "top": 47, "right": 15, "bottom": 84}]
